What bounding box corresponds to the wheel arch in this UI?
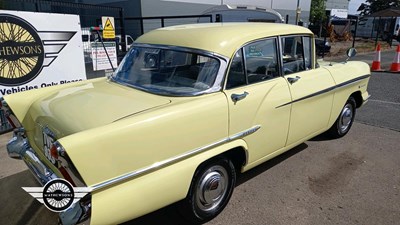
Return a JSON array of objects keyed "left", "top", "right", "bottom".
[
  {"left": 192, "top": 146, "right": 248, "bottom": 179},
  {"left": 220, "top": 146, "right": 248, "bottom": 173},
  {"left": 177, "top": 145, "right": 247, "bottom": 223},
  {"left": 350, "top": 91, "right": 363, "bottom": 108}
]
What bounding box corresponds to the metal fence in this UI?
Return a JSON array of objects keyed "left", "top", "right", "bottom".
[
  {"left": 124, "top": 15, "right": 213, "bottom": 37},
  {"left": 309, "top": 15, "right": 399, "bottom": 59},
  {"left": 1, "top": 0, "right": 123, "bottom": 28}
]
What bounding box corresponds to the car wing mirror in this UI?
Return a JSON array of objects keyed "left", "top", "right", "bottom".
[{"left": 345, "top": 48, "right": 357, "bottom": 63}]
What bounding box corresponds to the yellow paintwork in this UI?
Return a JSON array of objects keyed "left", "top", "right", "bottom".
[
  {"left": 136, "top": 23, "right": 312, "bottom": 58},
  {"left": 4, "top": 23, "right": 370, "bottom": 224}
]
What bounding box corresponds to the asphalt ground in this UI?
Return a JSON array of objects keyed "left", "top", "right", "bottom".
[{"left": 0, "top": 51, "right": 399, "bottom": 225}]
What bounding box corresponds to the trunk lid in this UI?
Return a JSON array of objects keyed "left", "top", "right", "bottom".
[{"left": 27, "top": 79, "right": 171, "bottom": 147}]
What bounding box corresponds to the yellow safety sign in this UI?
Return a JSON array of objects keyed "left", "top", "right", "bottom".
[{"left": 101, "top": 16, "right": 115, "bottom": 39}]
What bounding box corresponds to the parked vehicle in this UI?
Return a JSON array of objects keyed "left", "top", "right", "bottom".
[
  {"left": 315, "top": 38, "right": 331, "bottom": 55},
  {"left": 199, "top": 4, "right": 284, "bottom": 23},
  {"left": 81, "top": 28, "right": 134, "bottom": 61},
  {"left": 2, "top": 23, "right": 370, "bottom": 225},
  {"left": 355, "top": 16, "right": 400, "bottom": 40},
  {"left": 116, "top": 34, "right": 134, "bottom": 51}
]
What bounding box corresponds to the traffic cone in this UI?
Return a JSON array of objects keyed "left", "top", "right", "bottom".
[
  {"left": 371, "top": 43, "right": 383, "bottom": 71},
  {"left": 390, "top": 45, "right": 400, "bottom": 72}
]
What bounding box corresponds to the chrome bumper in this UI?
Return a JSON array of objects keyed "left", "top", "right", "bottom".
[
  {"left": 7, "top": 128, "right": 58, "bottom": 184},
  {"left": 7, "top": 128, "right": 90, "bottom": 225}
]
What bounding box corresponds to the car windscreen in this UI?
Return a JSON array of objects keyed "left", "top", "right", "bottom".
[{"left": 112, "top": 46, "right": 221, "bottom": 96}]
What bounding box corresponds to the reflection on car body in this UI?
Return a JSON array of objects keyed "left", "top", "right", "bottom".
[{"left": 2, "top": 23, "right": 370, "bottom": 225}]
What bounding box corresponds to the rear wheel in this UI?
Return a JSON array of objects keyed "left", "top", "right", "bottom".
[
  {"left": 327, "top": 96, "right": 356, "bottom": 138},
  {"left": 178, "top": 157, "right": 236, "bottom": 224}
]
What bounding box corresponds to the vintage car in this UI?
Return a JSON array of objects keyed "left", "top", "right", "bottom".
[{"left": 2, "top": 23, "right": 370, "bottom": 225}]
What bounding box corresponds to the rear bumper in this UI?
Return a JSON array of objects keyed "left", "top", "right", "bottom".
[
  {"left": 7, "top": 128, "right": 91, "bottom": 225},
  {"left": 362, "top": 93, "right": 371, "bottom": 107},
  {"left": 7, "top": 128, "right": 58, "bottom": 184}
]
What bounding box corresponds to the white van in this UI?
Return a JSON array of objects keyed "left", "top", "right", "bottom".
[
  {"left": 356, "top": 17, "right": 400, "bottom": 40},
  {"left": 82, "top": 27, "right": 134, "bottom": 53},
  {"left": 116, "top": 34, "right": 134, "bottom": 51},
  {"left": 199, "top": 5, "right": 284, "bottom": 23}
]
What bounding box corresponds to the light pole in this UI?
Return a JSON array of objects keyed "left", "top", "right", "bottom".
[
  {"left": 270, "top": 0, "right": 273, "bottom": 9},
  {"left": 295, "top": 0, "right": 301, "bottom": 25}
]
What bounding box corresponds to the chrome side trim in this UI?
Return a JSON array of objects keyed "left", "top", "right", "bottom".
[
  {"left": 364, "top": 94, "right": 371, "bottom": 102},
  {"left": 92, "top": 125, "right": 261, "bottom": 191},
  {"left": 276, "top": 74, "right": 371, "bottom": 108}
]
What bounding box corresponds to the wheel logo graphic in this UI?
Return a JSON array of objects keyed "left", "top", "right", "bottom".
[
  {"left": 42, "top": 179, "right": 75, "bottom": 212},
  {"left": 0, "top": 14, "right": 44, "bottom": 86},
  {"left": 22, "top": 179, "right": 91, "bottom": 213}
]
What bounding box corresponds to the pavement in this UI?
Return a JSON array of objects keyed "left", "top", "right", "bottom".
[
  {"left": 324, "top": 47, "right": 397, "bottom": 72},
  {"left": 0, "top": 53, "right": 399, "bottom": 225}
]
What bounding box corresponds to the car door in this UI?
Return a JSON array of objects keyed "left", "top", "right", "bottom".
[
  {"left": 223, "top": 37, "right": 292, "bottom": 164},
  {"left": 280, "top": 35, "right": 335, "bottom": 145}
]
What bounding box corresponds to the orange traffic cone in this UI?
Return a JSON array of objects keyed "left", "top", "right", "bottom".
[
  {"left": 390, "top": 45, "right": 400, "bottom": 72},
  {"left": 371, "top": 43, "right": 383, "bottom": 71}
]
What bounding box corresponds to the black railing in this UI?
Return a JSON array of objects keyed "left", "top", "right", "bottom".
[{"left": 124, "top": 15, "right": 213, "bottom": 36}]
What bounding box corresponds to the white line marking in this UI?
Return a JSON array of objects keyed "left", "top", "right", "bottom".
[{"left": 369, "top": 99, "right": 400, "bottom": 106}]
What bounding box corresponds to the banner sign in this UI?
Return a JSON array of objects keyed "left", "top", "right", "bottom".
[
  {"left": 0, "top": 10, "right": 86, "bottom": 96},
  {"left": 91, "top": 42, "right": 117, "bottom": 71},
  {"left": 330, "top": 9, "right": 348, "bottom": 19}
]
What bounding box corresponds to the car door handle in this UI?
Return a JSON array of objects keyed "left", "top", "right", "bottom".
[
  {"left": 287, "top": 76, "right": 301, "bottom": 84},
  {"left": 231, "top": 92, "right": 249, "bottom": 103}
]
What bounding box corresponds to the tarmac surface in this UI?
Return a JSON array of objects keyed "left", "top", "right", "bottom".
[{"left": 0, "top": 51, "right": 399, "bottom": 225}]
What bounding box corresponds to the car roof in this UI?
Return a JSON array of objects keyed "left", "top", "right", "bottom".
[{"left": 135, "top": 23, "right": 313, "bottom": 58}]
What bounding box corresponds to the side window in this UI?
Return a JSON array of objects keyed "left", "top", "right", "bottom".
[
  {"left": 303, "top": 36, "right": 312, "bottom": 70},
  {"left": 226, "top": 49, "right": 246, "bottom": 89},
  {"left": 282, "top": 36, "right": 306, "bottom": 75},
  {"left": 244, "top": 39, "right": 279, "bottom": 84},
  {"left": 226, "top": 38, "right": 279, "bottom": 89}
]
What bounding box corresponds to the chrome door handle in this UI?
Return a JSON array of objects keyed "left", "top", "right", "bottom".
[
  {"left": 287, "top": 76, "right": 301, "bottom": 84},
  {"left": 231, "top": 92, "right": 249, "bottom": 103}
]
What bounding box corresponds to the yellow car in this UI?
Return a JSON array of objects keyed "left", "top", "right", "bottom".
[{"left": 2, "top": 23, "right": 370, "bottom": 225}]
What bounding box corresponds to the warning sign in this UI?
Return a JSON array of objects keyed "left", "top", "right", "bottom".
[
  {"left": 91, "top": 42, "right": 117, "bottom": 71},
  {"left": 102, "top": 16, "right": 115, "bottom": 39}
]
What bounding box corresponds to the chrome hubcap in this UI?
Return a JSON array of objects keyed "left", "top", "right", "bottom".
[
  {"left": 339, "top": 103, "right": 353, "bottom": 133},
  {"left": 196, "top": 165, "right": 228, "bottom": 212}
]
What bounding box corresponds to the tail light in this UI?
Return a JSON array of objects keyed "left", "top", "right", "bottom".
[
  {"left": 51, "top": 141, "right": 85, "bottom": 187},
  {"left": 0, "top": 97, "right": 21, "bottom": 129}
]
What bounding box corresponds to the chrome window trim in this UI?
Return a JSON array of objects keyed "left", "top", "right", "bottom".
[
  {"left": 279, "top": 33, "right": 314, "bottom": 75},
  {"left": 91, "top": 125, "right": 261, "bottom": 191},
  {"left": 224, "top": 36, "right": 281, "bottom": 90},
  {"left": 111, "top": 43, "right": 229, "bottom": 97}
]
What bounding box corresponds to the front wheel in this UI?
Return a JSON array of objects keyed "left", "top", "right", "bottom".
[
  {"left": 327, "top": 96, "right": 356, "bottom": 138},
  {"left": 177, "top": 157, "right": 236, "bottom": 224}
]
